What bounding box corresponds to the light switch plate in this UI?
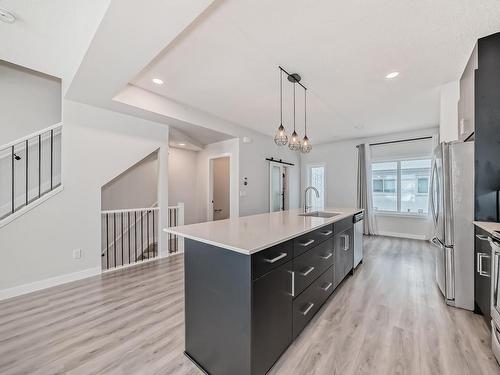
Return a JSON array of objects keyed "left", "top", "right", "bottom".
[{"left": 73, "top": 249, "right": 82, "bottom": 259}]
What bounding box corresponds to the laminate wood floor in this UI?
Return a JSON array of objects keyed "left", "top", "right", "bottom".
[{"left": 0, "top": 236, "right": 498, "bottom": 374}]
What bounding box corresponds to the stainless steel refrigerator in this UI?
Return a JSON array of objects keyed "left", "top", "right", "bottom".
[{"left": 430, "top": 141, "right": 474, "bottom": 310}]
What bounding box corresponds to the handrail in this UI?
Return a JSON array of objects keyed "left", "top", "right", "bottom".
[
  {"left": 101, "top": 207, "right": 159, "bottom": 214},
  {"left": 0, "top": 122, "right": 62, "bottom": 152}
]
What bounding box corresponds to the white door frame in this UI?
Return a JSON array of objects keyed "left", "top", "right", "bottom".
[{"left": 207, "top": 153, "right": 231, "bottom": 221}]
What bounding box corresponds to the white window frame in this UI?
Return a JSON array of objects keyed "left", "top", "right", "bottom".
[
  {"left": 306, "top": 163, "right": 326, "bottom": 209},
  {"left": 372, "top": 157, "right": 431, "bottom": 219}
]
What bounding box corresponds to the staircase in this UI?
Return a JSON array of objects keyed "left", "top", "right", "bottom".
[
  {"left": 0, "top": 123, "right": 63, "bottom": 228},
  {"left": 137, "top": 242, "right": 158, "bottom": 261},
  {"left": 101, "top": 207, "right": 159, "bottom": 270}
]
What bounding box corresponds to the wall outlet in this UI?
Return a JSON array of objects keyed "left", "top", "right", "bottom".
[{"left": 73, "top": 249, "right": 82, "bottom": 260}]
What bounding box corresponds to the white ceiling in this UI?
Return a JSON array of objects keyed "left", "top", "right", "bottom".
[
  {"left": 0, "top": 0, "right": 110, "bottom": 80},
  {"left": 132, "top": 0, "right": 500, "bottom": 143},
  {"left": 169, "top": 120, "right": 233, "bottom": 149}
]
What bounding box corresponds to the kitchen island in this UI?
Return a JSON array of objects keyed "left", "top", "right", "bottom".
[{"left": 165, "top": 208, "right": 362, "bottom": 375}]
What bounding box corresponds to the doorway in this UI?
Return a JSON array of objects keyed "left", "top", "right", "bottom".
[
  {"left": 209, "top": 156, "right": 230, "bottom": 221},
  {"left": 269, "top": 162, "right": 289, "bottom": 212}
]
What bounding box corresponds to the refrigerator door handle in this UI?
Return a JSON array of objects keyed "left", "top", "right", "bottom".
[
  {"left": 430, "top": 161, "right": 439, "bottom": 226},
  {"left": 431, "top": 236, "right": 442, "bottom": 248}
]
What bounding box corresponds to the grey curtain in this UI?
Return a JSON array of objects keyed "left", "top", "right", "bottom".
[{"left": 357, "top": 144, "right": 377, "bottom": 235}]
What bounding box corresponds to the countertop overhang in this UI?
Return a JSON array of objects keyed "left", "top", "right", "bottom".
[
  {"left": 164, "top": 208, "right": 363, "bottom": 255},
  {"left": 473, "top": 221, "right": 500, "bottom": 237}
]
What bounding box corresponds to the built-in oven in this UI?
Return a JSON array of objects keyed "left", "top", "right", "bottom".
[
  {"left": 489, "top": 235, "right": 500, "bottom": 364},
  {"left": 490, "top": 237, "right": 500, "bottom": 325}
]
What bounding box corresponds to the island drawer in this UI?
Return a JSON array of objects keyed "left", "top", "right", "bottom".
[
  {"left": 293, "top": 239, "right": 334, "bottom": 296},
  {"left": 293, "top": 224, "right": 333, "bottom": 257},
  {"left": 292, "top": 266, "right": 334, "bottom": 338},
  {"left": 333, "top": 216, "right": 352, "bottom": 235},
  {"left": 252, "top": 240, "right": 293, "bottom": 280}
]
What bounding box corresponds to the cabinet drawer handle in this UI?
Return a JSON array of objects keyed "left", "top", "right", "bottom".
[
  {"left": 342, "top": 234, "right": 350, "bottom": 251},
  {"left": 321, "top": 282, "right": 333, "bottom": 292},
  {"left": 263, "top": 252, "right": 287, "bottom": 264},
  {"left": 320, "top": 252, "right": 333, "bottom": 260},
  {"left": 301, "top": 302, "right": 314, "bottom": 316},
  {"left": 476, "top": 234, "right": 489, "bottom": 241},
  {"left": 320, "top": 230, "right": 332, "bottom": 236},
  {"left": 299, "top": 239, "right": 315, "bottom": 247},
  {"left": 300, "top": 266, "right": 315, "bottom": 276},
  {"left": 290, "top": 271, "right": 295, "bottom": 297},
  {"left": 477, "top": 252, "right": 491, "bottom": 277}
]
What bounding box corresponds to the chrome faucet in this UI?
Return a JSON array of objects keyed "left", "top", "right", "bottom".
[{"left": 304, "top": 186, "right": 319, "bottom": 213}]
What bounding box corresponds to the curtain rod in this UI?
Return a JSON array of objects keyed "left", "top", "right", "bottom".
[{"left": 356, "top": 136, "right": 432, "bottom": 148}]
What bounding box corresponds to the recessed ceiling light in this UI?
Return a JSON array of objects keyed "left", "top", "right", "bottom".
[
  {"left": 178, "top": 143, "right": 186, "bottom": 146},
  {"left": 0, "top": 8, "right": 16, "bottom": 23},
  {"left": 152, "top": 78, "right": 164, "bottom": 85},
  {"left": 385, "top": 72, "right": 400, "bottom": 79}
]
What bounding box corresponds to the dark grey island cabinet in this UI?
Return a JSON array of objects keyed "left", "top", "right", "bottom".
[{"left": 183, "top": 214, "right": 357, "bottom": 375}]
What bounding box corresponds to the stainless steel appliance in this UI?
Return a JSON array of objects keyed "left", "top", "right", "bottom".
[
  {"left": 353, "top": 212, "right": 364, "bottom": 269},
  {"left": 430, "top": 141, "right": 474, "bottom": 309},
  {"left": 489, "top": 235, "right": 500, "bottom": 363}
]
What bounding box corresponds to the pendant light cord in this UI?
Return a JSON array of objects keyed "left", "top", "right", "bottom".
[
  {"left": 304, "top": 88, "right": 307, "bottom": 135},
  {"left": 280, "top": 68, "right": 283, "bottom": 124},
  {"left": 293, "top": 81, "right": 296, "bottom": 131}
]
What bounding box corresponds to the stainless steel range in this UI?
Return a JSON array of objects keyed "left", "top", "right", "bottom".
[{"left": 489, "top": 233, "right": 500, "bottom": 363}]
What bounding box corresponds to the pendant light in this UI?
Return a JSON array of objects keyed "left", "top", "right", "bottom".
[
  {"left": 301, "top": 88, "right": 312, "bottom": 153},
  {"left": 288, "top": 80, "right": 301, "bottom": 151},
  {"left": 274, "top": 68, "right": 288, "bottom": 146}
]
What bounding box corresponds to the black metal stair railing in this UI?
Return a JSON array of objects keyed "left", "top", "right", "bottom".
[
  {"left": 101, "top": 207, "right": 159, "bottom": 270},
  {"left": 0, "top": 123, "right": 62, "bottom": 224}
]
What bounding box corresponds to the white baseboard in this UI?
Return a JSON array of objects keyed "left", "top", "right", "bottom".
[
  {"left": 0, "top": 266, "right": 100, "bottom": 301},
  {"left": 377, "top": 231, "right": 428, "bottom": 241}
]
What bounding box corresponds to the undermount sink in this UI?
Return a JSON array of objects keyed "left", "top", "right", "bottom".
[{"left": 299, "top": 211, "right": 341, "bottom": 218}]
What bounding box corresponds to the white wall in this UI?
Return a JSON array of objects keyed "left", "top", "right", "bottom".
[
  {"left": 0, "top": 60, "right": 62, "bottom": 145},
  {"left": 439, "top": 81, "right": 460, "bottom": 142},
  {"left": 169, "top": 130, "right": 302, "bottom": 223},
  {"left": 101, "top": 151, "right": 158, "bottom": 210},
  {"left": 0, "top": 100, "right": 169, "bottom": 298},
  {"left": 168, "top": 147, "right": 198, "bottom": 225},
  {"left": 301, "top": 127, "right": 438, "bottom": 240},
  {"left": 195, "top": 139, "right": 239, "bottom": 222},
  {"left": 238, "top": 132, "right": 301, "bottom": 217}
]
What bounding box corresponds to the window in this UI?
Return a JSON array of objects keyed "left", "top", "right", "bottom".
[
  {"left": 372, "top": 161, "right": 397, "bottom": 212},
  {"left": 417, "top": 177, "right": 429, "bottom": 194},
  {"left": 307, "top": 164, "right": 325, "bottom": 209},
  {"left": 372, "top": 159, "right": 431, "bottom": 215},
  {"left": 373, "top": 179, "right": 383, "bottom": 192}
]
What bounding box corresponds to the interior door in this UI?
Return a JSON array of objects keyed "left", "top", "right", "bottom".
[
  {"left": 270, "top": 163, "right": 283, "bottom": 212},
  {"left": 212, "top": 157, "right": 230, "bottom": 221}
]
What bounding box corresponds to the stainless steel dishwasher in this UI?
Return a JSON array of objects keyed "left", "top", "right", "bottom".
[{"left": 353, "top": 212, "right": 364, "bottom": 269}]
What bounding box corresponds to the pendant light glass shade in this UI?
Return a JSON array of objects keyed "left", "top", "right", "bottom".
[
  {"left": 301, "top": 135, "right": 312, "bottom": 153},
  {"left": 289, "top": 130, "right": 301, "bottom": 151},
  {"left": 274, "top": 124, "right": 288, "bottom": 146},
  {"left": 274, "top": 68, "right": 288, "bottom": 146}
]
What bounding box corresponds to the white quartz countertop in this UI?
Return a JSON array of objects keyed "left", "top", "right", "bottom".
[
  {"left": 473, "top": 221, "right": 500, "bottom": 237},
  {"left": 164, "top": 208, "right": 363, "bottom": 255}
]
